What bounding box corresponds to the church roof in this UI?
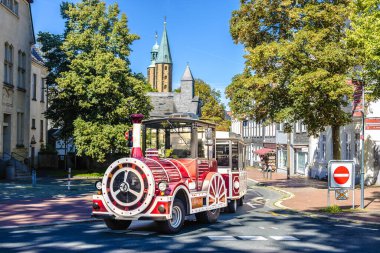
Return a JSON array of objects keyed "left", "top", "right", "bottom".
[
  {"left": 181, "top": 65, "right": 194, "bottom": 81},
  {"left": 156, "top": 21, "right": 172, "bottom": 64}
]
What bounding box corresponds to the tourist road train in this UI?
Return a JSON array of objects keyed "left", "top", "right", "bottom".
[{"left": 92, "top": 114, "right": 247, "bottom": 233}]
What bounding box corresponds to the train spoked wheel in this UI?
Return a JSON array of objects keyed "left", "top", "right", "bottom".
[
  {"left": 102, "top": 158, "right": 155, "bottom": 217},
  {"left": 157, "top": 199, "right": 185, "bottom": 234},
  {"left": 207, "top": 173, "right": 227, "bottom": 208}
]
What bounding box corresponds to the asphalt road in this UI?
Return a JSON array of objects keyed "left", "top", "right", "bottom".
[{"left": 1, "top": 181, "right": 379, "bottom": 253}]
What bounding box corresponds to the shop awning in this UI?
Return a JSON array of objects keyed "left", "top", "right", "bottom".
[{"left": 254, "top": 148, "right": 275, "bottom": 155}]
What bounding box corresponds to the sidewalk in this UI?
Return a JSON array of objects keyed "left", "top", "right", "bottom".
[
  {"left": 247, "top": 167, "right": 380, "bottom": 225},
  {"left": 0, "top": 178, "right": 97, "bottom": 228}
]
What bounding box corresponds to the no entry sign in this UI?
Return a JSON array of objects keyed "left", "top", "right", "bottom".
[
  {"left": 329, "top": 161, "right": 354, "bottom": 189},
  {"left": 333, "top": 166, "right": 350, "bottom": 185}
]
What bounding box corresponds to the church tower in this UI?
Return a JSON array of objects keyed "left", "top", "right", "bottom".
[
  {"left": 147, "top": 32, "right": 159, "bottom": 89},
  {"left": 147, "top": 19, "right": 173, "bottom": 92}
]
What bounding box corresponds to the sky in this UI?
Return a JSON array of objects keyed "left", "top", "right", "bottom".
[{"left": 31, "top": 0, "right": 246, "bottom": 109}]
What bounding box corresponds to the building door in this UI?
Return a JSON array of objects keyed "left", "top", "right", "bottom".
[
  {"left": 296, "top": 151, "right": 308, "bottom": 174},
  {"left": 3, "top": 114, "right": 11, "bottom": 156}
]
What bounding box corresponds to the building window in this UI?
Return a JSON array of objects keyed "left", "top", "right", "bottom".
[
  {"left": 295, "top": 121, "right": 300, "bottom": 133},
  {"left": 17, "top": 112, "right": 24, "bottom": 146},
  {"left": 40, "top": 78, "right": 45, "bottom": 102},
  {"left": 1, "top": 0, "right": 19, "bottom": 15},
  {"left": 17, "top": 50, "right": 26, "bottom": 89},
  {"left": 32, "top": 74, "right": 37, "bottom": 100},
  {"left": 40, "top": 120, "right": 44, "bottom": 142},
  {"left": 31, "top": 118, "right": 36, "bottom": 129},
  {"left": 279, "top": 123, "right": 284, "bottom": 132},
  {"left": 301, "top": 122, "right": 307, "bottom": 133},
  {"left": 4, "top": 42, "right": 13, "bottom": 85},
  {"left": 164, "top": 66, "right": 167, "bottom": 70}
]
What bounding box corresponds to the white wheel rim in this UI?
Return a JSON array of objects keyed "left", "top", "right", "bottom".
[{"left": 170, "top": 205, "right": 182, "bottom": 228}]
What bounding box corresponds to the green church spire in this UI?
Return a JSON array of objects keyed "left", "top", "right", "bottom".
[{"left": 156, "top": 19, "right": 172, "bottom": 64}]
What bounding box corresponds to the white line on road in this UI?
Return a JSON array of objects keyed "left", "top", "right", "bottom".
[
  {"left": 271, "top": 227, "right": 279, "bottom": 230},
  {"left": 237, "top": 236, "right": 267, "bottom": 241},
  {"left": 246, "top": 203, "right": 257, "bottom": 209},
  {"left": 208, "top": 236, "right": 237, "bottom": 241},
  {"left": 334, "top": 224, "right": 379, "bottom": 231},
  {"left": 270, "top": 236, "right": 299, "bottom": 241},
  {"left": 259, "top": 226, "right": 265, "bottom": 229}
]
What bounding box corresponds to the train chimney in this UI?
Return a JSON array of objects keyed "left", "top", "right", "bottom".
[{"left": 130, "top": 114, "right": 144, "bottom": 159}]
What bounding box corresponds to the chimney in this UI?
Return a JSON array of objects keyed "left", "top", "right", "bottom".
[{"left": 130, "top": 114, "right": 144, "bottom": 159}]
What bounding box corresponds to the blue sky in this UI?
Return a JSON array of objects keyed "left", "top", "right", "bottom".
[{"left": 31, "top": 0, "right": 245, "bottom": 108}]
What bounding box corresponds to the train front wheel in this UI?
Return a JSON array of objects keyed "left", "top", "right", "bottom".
[
  {"left": 104, "top": 219, "right": 132, "bottom": 230},
  {"left": 157, "top": 199, "right": 185, "bottom": 234}
]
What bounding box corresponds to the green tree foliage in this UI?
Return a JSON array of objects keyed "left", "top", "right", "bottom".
[
  {"left": 195, "top": 79, "right": 230, "bottom": 131},
  {"left": 347, "top": 0, "right": 380, "bottom": 97},
  {"left": 227, "top": 0, "right": 355, "bottom": 138},
  {"left": 38, "top": 0, "right": 152, "bottom": 162}
]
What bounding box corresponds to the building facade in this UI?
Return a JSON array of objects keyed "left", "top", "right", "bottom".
[
  {"left": 30, "top": 46, "right": 48, "bottom": 168},
  {"left": 1, "top": 0, "right": 34, "bottom": 162}
]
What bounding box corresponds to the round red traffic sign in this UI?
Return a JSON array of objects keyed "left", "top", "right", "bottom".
[{"left": 333, "top": 166, "right": 350, "bottom": 185}]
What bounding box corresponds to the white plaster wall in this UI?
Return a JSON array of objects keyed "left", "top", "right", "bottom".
[{"left": 0, "top": 1, "right": 34, "bottom": 156}]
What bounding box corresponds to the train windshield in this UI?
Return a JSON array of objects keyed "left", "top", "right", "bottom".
[{"left": 142, "top": 118, "right": 216, "bottom": 159}]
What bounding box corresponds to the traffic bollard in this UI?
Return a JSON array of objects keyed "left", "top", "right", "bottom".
[
  {"left": 32, "top": 170, "right": 36, "bottom": 187},
  {"left": 68, "top": 167, "right": 71, "bottom": 190}
]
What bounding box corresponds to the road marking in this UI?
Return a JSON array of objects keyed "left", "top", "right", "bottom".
[
  {"left": 208, "top": 236, "right": 237, "bottom": 241},
  {"left": 271, "top": 227, "right": 279, "bottom": 230},
  {"left": 334, "top": 224, "right": 379, "bottom": 231},
  {"left": 237, "top": 236, "right": 267, "bottom": 241},
  {"left": 259, "top": 226, "right": 265, "bottom": 229},
  {"left": 126, "top": 231, "right": 156, "bottom": 236},
  {"left": 246, "top": 203, "right": 257, "bottom": 209},
  {"left": 270, "top": 236, "right": 299, "bottom": 241}
]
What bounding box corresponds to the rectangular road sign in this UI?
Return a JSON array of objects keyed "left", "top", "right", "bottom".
[
  {"left": 335, "top": 189, "right": 349, "bottom": 200},
  {"left": 328, "top": 160, "right": 355, "bottom": 189}
]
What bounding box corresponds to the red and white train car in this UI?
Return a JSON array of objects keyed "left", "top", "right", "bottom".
[{"left": 92, "top": 114, "right": 247, "bottom": 233}]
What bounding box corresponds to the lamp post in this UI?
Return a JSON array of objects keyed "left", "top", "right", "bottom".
[
  {"left": 360, "top": 82, "right": 365, "bottom": 209},
  {"left": 353, "top": 80, "right": 365, "bottom": 209},
  {"left": 30, "top": 135, "right": 36, "bottom": 186}
]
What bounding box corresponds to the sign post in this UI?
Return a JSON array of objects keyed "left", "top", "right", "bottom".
[{"left": 328, "top": 160, "right": 355, "bottom": 209}]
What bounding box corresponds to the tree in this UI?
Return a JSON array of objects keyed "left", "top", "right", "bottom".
[
  {"left": 347, "top": 0, "right": 380, "bottom": 97},
  {"left": 38, "top": 0, "right": 152, "bottom": 162},
  {"left": 227, "top": 0, "right": 355, "bottom": 159},
  {"left": 195, "top": 79, "right": 230, "bottom": 131}
]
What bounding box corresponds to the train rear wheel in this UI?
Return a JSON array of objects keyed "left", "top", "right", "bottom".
[
  {"left": 195, "top": 208, "right": 220, "bottom": 223},
  {"left": 104, "top": 219, "right": 132, "bottom": 230},
  {"left": 157, "top": 199, "right": 185, "bottom": 234},
  {"left": 227, "top": 199, "right": 237, "bottom": 213},
  {"left": 238, "top": 196, "right": 244, "bottom": 206}
]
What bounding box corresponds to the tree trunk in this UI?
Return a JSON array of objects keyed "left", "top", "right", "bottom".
[{"left": 332, "top": 125, "right": 341, "bottom": 160}]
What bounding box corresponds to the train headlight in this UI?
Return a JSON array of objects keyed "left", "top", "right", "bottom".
[
  {"left": 158, "top": 181, "right": 168, "bottom": 192},
  {"left": 95, "top": 181, "right": 102, "bottom": 190},
  {"left": 233, "top": 180, "right": 240, "bottom": 190}
]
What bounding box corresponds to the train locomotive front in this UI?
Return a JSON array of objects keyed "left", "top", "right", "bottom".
[{"left": 92, "top": 114, "right": 229, "bottom": 233}]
